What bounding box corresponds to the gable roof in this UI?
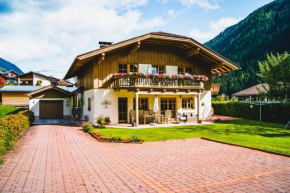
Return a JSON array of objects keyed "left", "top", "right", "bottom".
[
  {"left": 18, "top": 71, "right": 72, "bottom": 85},
  {"left": 25, "top": 85, "right": 77, "bottom": 97},
  {"left": 232, "top": 83, "right": 269, "bottom": 96},
  {"left": 64, "top": 31, "right": 241, "bottom": 79}
]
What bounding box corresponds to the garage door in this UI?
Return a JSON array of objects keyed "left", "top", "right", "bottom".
[{"left": 40, "top": 100, "right": 63, "bottom": 119}]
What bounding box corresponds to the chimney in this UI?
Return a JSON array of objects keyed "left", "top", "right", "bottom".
[{"left": 99, "top": 41, "right": 113, "bottom": 48}]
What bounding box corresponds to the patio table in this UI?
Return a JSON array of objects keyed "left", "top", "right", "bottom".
[{"left": 141, "top": 114, "right": 163, "bottom": 124}]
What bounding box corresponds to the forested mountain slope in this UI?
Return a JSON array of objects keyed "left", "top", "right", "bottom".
[
  {"left": 0, "top": 58, "right": 23, "bottom": 74},
  {"left": 205, "top": 0, "right": 290, "bottom": 95}
]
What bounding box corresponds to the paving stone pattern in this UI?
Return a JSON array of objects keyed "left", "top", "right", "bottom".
[{"left": 0, "top": 125, "right": 290, "bottom": 193}]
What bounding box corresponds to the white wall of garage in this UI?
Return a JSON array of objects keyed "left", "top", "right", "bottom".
[{"left": 29, "top": 98, "right": 71, "bottom": 117}]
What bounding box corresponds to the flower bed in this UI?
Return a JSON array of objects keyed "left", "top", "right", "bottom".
[
  {"left": 83, "top": 122, "right": 144, "bottom": 144},
  {"left": 113, "top": 72, "right": 209, "bottom": 81},
  {"left": 90, "top": 132, "right": 144, "bottom": 144}
]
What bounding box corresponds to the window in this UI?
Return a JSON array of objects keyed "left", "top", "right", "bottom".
[
  {"left": 178, "top": 67, "right": 184, "bottom": 75},
  {"left": 130, "top": 64, "right": 138, "bottom": 73},
  {"left": 158, "top": 66, "right": 165, "bottom": 74},
  {"left": 185, "top": 67, "right": 193, "bottom": 75},
  {"left": 152, "top": 66, "right": 165, "bottom": 74},
  {"left": 133, "top": 98, "right": 148, "bottom": 110},
  {"left": 182, "top": 98, "right": 194, "bottom": 109},
  {"left": 118, "top": 64, "right": 127, "bottom": 73},
  {"left": 88, "top": 98, "right": 91, "bottom": 111}
]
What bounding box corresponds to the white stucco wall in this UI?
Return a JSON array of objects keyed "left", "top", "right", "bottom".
[
  {"left": 29, "top": 98, "right": 71, "bottom": 117},
  {"left": 200, "top": 90, "right": 212, "bottom": 120},
  {"left": 33, "top": 74, "right": 51, "bottom": 86},
  {"left": 83, "top": 89, "right": 212, "bottom": 125}
]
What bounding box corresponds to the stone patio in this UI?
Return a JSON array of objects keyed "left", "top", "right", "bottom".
[{"left": 0, "top": 124, "right": 289, "bottom": 193}]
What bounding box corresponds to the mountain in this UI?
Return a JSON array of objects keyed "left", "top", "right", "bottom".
[
  {"left": 205, "top": 0, "right": 290, "bottom": 96},
  {"left": 0, "top": 58, "right": 23, "bottom": 74}
]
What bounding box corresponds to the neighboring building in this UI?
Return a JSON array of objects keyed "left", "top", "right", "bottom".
[
  {"left": 64, "top": 32, "right": 240, "bottom": 126},
  {"left": 17, "top": 71, "right": 72, "bottom": 86},
  {"left": 0, "top": 70, "right": 19, "bottom": 84},
  {"left": 26, "top": 85, "right": 77, "bottom": 119},
  {"left": 0, "top": 86, "right": 43, "bottom": 106},
  {"left": 232, "top": 83, "right": 269, "bottom": 101}
]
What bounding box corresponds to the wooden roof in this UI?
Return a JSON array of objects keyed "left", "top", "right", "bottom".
[
  {"left": 64, "top": 31, "right": 241, "bottom": 79},
  {"left": 25, "top": 85, "right": 74, "bottom": 97},
  {"left": 232, "top": 83, "right": 269, "bottom": 96}
]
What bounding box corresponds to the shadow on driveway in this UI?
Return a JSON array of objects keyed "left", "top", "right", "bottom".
[{"left": 33, "top": 119, "right": 76, "bottom": 125}]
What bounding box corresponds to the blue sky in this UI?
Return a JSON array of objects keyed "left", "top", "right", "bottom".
[{"left": 0, "top": 0, "right": 273, "bottom": 78}]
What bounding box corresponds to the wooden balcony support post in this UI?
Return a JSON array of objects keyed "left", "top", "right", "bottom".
[
  {"left": 197, "top": 93, "right": 201, "bottom": 123},
  {"left": 135, "top": 92, "right": 139, "bottom": 127}
]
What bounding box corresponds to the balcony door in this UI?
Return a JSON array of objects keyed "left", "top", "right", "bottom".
[
  {"left": 118, "top": 97, "right": 128, "bottom": 123},
  {"left": 160, "top": 98, "right": 176, "bottom": 118}
]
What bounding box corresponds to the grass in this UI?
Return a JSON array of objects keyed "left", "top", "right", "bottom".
[
  {"left": 0, "top": 105, "right": 20, "bottom": 119},
  {"left": 95, "top": 119, "right": 290, "bottom": 155}
]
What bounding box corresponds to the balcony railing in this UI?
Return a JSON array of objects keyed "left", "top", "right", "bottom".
[{"left": 112, "top": 74, "right": 208, "bottom": 90}]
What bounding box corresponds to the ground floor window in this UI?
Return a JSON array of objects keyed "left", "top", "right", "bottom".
[
  {"left": 133, "top": 98, "right": 149, "bottom": 110},
  {"left": 161, "top": 98, "right": 176, "bottom": 118},
  {"left": 182, "top": 98, "right": 194, "bottom": 109}
]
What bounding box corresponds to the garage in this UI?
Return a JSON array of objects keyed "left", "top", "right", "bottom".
[
  {"left": 40, "top": 100, "right": 63, "bottom": 119},
  {"left": 26, "top": 85, "right": 77, "bottom": 120}
]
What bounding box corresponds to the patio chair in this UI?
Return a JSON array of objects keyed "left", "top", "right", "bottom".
[
  {"left": 129, "top": 110, "right": 136, "bottom": 123},
  {"left": 176, "top": 109, "right": 186, "bottom": 123},
  {"left": 163, "top": 110, "right": 171, "bottom": 124}
]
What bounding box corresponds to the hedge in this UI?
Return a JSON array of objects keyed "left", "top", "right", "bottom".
[
  {"left": 212, "top": 101, "right": 290, "bottom": 124},
  {"left": 0, "top": 110, "right": 34, "bottom": 159}
]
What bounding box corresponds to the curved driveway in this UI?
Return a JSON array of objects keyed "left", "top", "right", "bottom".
[{"left": 0, "top": 125, "right": 290, "bottom": 193}]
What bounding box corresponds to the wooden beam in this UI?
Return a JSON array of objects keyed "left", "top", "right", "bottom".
[
  {"left": 198, "top": 52, "right": 219, "bottom": 64},
  {"left": 186, "top": 48, "right": 200, "bottom": 57},
  {"left": 128, "top": 41, "right": 141, "bottom": 54},
  {"left": 96, "top": 53, "right": 105, "bottom": 64}
]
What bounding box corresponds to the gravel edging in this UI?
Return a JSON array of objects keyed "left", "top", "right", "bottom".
[{"left": 201, "top": 137, "right": 290, "bottom": 158}]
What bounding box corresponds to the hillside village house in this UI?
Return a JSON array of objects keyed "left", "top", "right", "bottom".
[
  {"left": 64, "top": 32, "right": 240, "bottom": 126},
  {"left": 0, "top": 70, "right": 19, "bottom": 84},
  {"left": 17, "top": 71, "right": 72, "bottom": 86}
]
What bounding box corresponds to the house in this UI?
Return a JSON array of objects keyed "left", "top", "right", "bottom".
[
  {"left": 0, "top": 70, "right": 19, "bottom": 84},
  {"left": 17, "top": 71, "right": 72, "bottom": 86},
  {"left": 232, "top": 83, "right": 269, "bottom": 101},
  {"left": 64, "top": 32, "right": 241, "bottom": 126},
  {"left": 25, "top": 85, "right": 76, "bottom": 119}
]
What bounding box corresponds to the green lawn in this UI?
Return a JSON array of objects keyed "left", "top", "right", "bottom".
[
  {"left": 95, "top": 119, "right": 290, "bottom": 155},
  {"left": 0, "top": 105, "right": 20, "bottom": 119}
]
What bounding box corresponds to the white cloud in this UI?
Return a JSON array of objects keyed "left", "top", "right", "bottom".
[
  {"left": 176, "top": 0, "right": 220, "bottom": 10},
  {"left": 166, "top": 9, "right": 185, "bottom": 18},
  {"left": 0, "top": 0, "right": 165, "bottom": 78},
  {"left": 159, "top": 0, "right": 169, "bottom": 4},
  {"left": 189, "top": 17, "right": 242, "bottom": 43}
]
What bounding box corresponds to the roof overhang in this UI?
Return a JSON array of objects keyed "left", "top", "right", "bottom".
[
  {"left": 64, "top": 32, "right": 241, "bottom": 79},
  {"left": 26, "top": 85, "right": 72, "bottom": 97}
]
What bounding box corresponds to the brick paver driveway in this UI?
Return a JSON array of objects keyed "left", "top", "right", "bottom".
[{"left": 0, "top": 125, "right": 290, "bottom": 193}]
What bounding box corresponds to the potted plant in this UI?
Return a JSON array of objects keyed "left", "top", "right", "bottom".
[{"left": 105, "top": 117, "right": 111, "bottom": 125}]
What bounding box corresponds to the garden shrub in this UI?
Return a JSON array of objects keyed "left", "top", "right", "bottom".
[
  {"left": 212, "top": 101, "right": 290, "bottom": 124},
  {"left": 83, "top": 122, "right": 95, "bottom": 133},
  {"left": 95, "top": 115, "right": 106, "bottom": 128},
  {"left": 0, "top": 111, "right": 31, "bottom": 159},
  {"left": 18, "top": 110, "right": 35, "bottom": 125}
]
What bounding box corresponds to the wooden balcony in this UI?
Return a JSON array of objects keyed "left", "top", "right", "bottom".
[{"left": 112, "top": 75, "right": 206, "bottom": 92}]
